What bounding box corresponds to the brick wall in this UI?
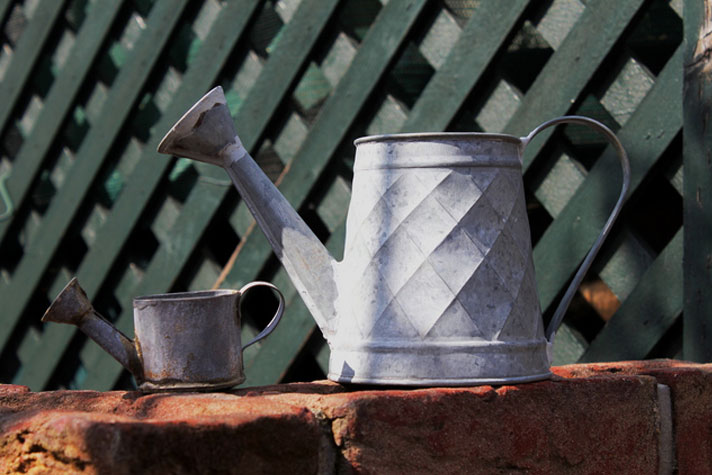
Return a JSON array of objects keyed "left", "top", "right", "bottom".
[{"left": 1, "top": 360, "right": 707, "bottom": 473}]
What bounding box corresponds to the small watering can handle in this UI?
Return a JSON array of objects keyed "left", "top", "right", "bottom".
[
  {"left": 238, "top": 281, "right": 285, "bottom": 349},
  {"left": 520, "top": 116, "right": 631, "bottom": 342}
]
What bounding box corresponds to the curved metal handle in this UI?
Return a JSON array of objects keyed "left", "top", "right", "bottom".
[
  {"left": 238, "top": 281, "right": 285, "bottom": 349},
  {"left": 520, "top": 116, "right": 631, "bottom": 343}
]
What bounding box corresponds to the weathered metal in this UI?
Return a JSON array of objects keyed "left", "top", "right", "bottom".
[
  {"left": 158, "top": 86, "right": 630, "bottom": 386},
  {"left": 42, "top": 277, "right": 285, "bottom": 391}
]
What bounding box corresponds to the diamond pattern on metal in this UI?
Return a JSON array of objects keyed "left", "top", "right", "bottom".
[{"left": 344, "top": 164, "right": 538, "bottom": 343}]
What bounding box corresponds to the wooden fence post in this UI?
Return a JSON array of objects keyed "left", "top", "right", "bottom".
[{"left": 683, "top": 0, "right": 712, "bottom": 361}]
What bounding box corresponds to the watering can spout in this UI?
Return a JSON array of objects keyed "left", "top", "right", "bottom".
[
  {"left": 158, "top": 87, "right": 339, "bottom": 339},
  {"left": 42, "top": 278, "right": 144, "bottom": 381}
]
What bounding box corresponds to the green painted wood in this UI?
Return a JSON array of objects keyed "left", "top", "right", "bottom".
[
  {"left": 14, "top": 0, "right": 263, "bottom": 391},
  {"left": 504, "top": 0, "right": 645, "bottom": 168},
  {"left": 534, "top": 45, "right": 683, "bottom": 315},
  {"left": 682, "top": 0, "right": 712, "bottom": 362},
  {"left": 0, "top": 0, "right": 190, "bottom": 354},
  {"left": 0, "top": 0, "right": 123, "bottom": 246},
  {"left": 400, "top": 0, "right": 528, "bottom": 132},
  {"left": 75, "top": 0, "right": 342, "bottom": 390},
  {"left": 0, "top": 0, "right": 64, "bottom": 133},
  {"left": 221, "top": 0, "right": 429, "bottom": 289},
  {"left": 0, "top": 0, "right": 687, "bottom": 389},
  {"left": 579, "top": 229, "right": 682, "bottom": 362}
]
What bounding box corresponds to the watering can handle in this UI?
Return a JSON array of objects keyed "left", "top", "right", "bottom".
[
  {"left": 238, "top": 281, "right": 285, "bottom": 349},
  {"left": 519, "top": 116, "right": 631, "bottom": 343}
]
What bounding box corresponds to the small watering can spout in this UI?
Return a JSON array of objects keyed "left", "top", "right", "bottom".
[
  {"left": 158, "top": 87, "right": 339, "bottom": 339},
  {"left": 42, "top": 278, "right": 144, "bottom": 382}
]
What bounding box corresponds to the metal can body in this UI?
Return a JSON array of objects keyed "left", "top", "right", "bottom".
[
  {"left": 331, "top": 134, "right": 549, "bottom": 385},
  {"left": 133, "top": 290, "right": 245, "bottom": 391}
]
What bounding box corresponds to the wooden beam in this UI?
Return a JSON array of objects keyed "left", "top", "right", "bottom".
[{"left": 683, "top": 0, "right": 712, "bottom": 361}]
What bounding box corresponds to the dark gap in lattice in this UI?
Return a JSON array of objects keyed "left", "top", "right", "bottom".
[
  {"left": 383, "top": 42, "right": 434, "bottom": 110},
  {"left": 165, "top": 5, "right": 202, "bottom": 74},
  {"left": 337, "top": 0, "right": 382, "bottom": 43},
  {"left": 524, "top": 187, "right": 551, "bottom": 247},
  {"left": 166, "top": 159, "right": 198, "bottom": 203},
  {"left": 93, "top": 284, "right": 123, "bottom": 323},
  {"left": 60, "top": 105, "right": 90, "bottom": 152},
  {"left": 448, "top": 109, "right": 482, "bottom": 133},
  {"left": 501, "top": 14, "right": 553, "bottom": 95},
  {"left": 132, "top": 0, "right": 155, "bottom": 18},
  {"left": 170, "top": 192, "right": 240, "bottom": 292},
  {"left": 381, "top": 0, "right": 443, "bottom": 109},
  {"left": 627, "top": 0, "right": 682, "bottom": 76},
  {"left": 0, "top": 340, "right": 20, "bottom": 384},
  {"left": 646, "top": 314, "right": 682, "bottom": 359},
  {"left": 92, "top": 3, "right": 144, "bottom": 87},
  {"left": 280, "top": 329, "right": 327, "bottom": 384},
  {"left": 113, "top": 368, "right": 137, "bottom": 391},
  {"left": 64, "top": 0, "right": 90, "bottom": 31},
  {"left": 89, "top": 131, "right": 135, "bottom": 209},
  {"left": 28, "top": 168, "right": 56, "bottom": 214},
  {"left": 58, "top": 229, "right": 89, "bottom": 276},
  {"left": 626, "top": 179, "right": 682, "bottom": 254},
  {"left": 248, "top": 0, "right": 284, "bottom": 59},
  {"left": 129, "top": 94, "right": 162, "bottom": 143},
  {"left": 206, "top": 198, "right": 240, "bottom": 267},
  {"left": 239, "top": 273, "right": 281, "bottom": 340},
  {"left": 1, "top": 123, "right": 23, "bottom": 159},
  {"left": 298, "top": 193, "right": 331, "bottom": 245},
  {"left": 43, "top": 330, "right": 86, "bottom": 390},
  {"left": 0, "top": 223, "right": 23, "bottom": 273},
  {"left": 332, "top": 140, "right": 356, "bottom": 184},
  {"left": 306, "top": 328, "right": 328, "bottom": 372},
  {"left": 120, "top": 221, "right": 161, "bottom": 272}
]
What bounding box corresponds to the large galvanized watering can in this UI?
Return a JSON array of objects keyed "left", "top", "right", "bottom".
[{"left": 158, "top": 86, "right": 630, "bottom": 386}]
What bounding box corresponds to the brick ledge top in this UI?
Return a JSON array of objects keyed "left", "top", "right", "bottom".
[{"left": 1, "top": 359, "right": 710, "bottom": 474}]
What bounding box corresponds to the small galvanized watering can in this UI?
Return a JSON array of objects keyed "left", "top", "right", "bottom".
[
  {"left": 158, "top": 86, "right": 630, "bottom": 386},
  {"left": 42, "top": 278, "right": 284, "bottom": 391}
]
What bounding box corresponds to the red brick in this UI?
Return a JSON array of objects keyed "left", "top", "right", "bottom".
[
  {"left": 0, "top": 371, "right": 672, "bottom": 474},
  {"left": 275, "top": 376, "right": 661, "bottom": 474},
  {"left": 555, "top": 359, "right": 712, "bottom": 474},
  {"left": 0, "top": 391, "right": 327, "bottom": 474}
]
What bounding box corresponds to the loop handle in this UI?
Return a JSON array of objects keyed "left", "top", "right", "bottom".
[
  {"left": 238, "top": 281, "right": 285, "bottom": 349},
  {"left": 520, "top": 116, "right": 631, "bottom": 342}
]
